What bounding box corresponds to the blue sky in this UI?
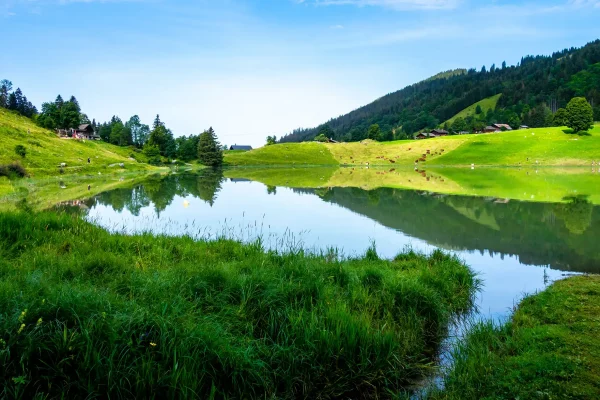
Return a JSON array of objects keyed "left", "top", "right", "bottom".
[{"left": 1, "top": 0, "right": 599, "bottom": 146}]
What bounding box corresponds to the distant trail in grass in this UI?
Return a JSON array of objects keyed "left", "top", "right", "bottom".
[
  {"left": 430, "top": 275, "right": 600, "bottom": 399},
  {"left": 442, "top": 94, "right": 502, "bottom": 126},
  {"left": 0, "top": 211, "right": 478, "bottom": 399}
]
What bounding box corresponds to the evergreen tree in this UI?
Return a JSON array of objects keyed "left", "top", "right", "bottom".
[
  {"left": 7, "top": 93, "right": 17, "bottom": 110},
  {"left": 55, "top": 95, "right": 64, "bottom": 109},
  {"left": 475, "top": 105, "right": 482, "bottom": 114},
  {"left": 0, "top": 79, "right": 12, "bottom": 108},
  {"left": 566, "top": 97, "right": 594, "bottom": 133},
  {"left": 197, "top": 127, "right": 224, "bottom": 167}
]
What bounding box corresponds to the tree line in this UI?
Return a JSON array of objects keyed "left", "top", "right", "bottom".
[
  {"left": 0, "top": 80, "right": 37, "bottom": 118},
  {"left": 1, "top": 79, "right": 225, "bottom": 167},
  {"left": 280, "top": 39, "right": 600, "bottom": 143}
]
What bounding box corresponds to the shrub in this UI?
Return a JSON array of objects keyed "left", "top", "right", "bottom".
[
  {"left": 14, "top": 144, "right": 26, "bottom": 158},
  {"left": 566, "top": 97, "right": 594, "bottom": 134},
  {"left": 0, "top": 162, "right": 28, "bottom": 178}
]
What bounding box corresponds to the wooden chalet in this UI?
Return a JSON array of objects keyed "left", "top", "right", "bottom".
[
  {"left": 484, "top": 126, "right": 501, "bottom": 133},
  {"left": 430, "top": 129, "right": 449, "bottom": 136},
  {"left": 492, "top": 123, "right": 513, "bottom": 131},
  {"left": 73, "top": 124, "right": 100, "bottom": 140}
]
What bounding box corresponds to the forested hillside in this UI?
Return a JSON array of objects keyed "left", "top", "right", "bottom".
[{"left": 280, "top": 40, "right": 600, "bottom": 143}]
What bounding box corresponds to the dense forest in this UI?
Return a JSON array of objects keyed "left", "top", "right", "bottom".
[{"left": 280, "top": 39, "right": 600, "bottom": 143}]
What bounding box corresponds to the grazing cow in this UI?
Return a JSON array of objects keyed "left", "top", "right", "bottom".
[
  {"left": 389, "top": 159, "right": 395, "bottom": 163},
  {"left": 60, "top": 163, "right": 67, "bottom": 168}
]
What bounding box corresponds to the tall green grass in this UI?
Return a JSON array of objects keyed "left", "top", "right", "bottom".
[{"left": 0, "top": 212, "right": 478, "bottom": 399}]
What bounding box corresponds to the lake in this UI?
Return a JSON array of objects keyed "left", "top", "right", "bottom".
[{"left": 55, "top": 168, "right": 599, "bottom": 324}]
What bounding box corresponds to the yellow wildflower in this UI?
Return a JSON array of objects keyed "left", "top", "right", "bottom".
[
  {"left": 36, "top": 318, "right": 43, "bottom": 326},
  {"left": 17, "top": 324, "right": 25, "bottom": 334},
  {"left": 18, "top": 309, "right": 27, "bottom": 323},
  {"left": 150, "top": 342, "right": 157, "bottom": 347}
]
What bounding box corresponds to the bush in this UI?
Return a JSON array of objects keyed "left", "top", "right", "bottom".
[
  {"left": 0, "top": 162, "right": 28, "bottom": 178},
  {"left": 14, "top": 144, "right": 26, "bottom": 158},
  {"left": 566, "top": 97, "right": 594, "bottom": 134}
]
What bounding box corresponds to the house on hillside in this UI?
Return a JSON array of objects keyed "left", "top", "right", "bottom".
[
  {"left": 416, "top": 132, "right": 432, "bottom": 139},
  {"left": 484, "top": 126, "right": 501, "bottom": 133},
  {"left": 492, "top": 123, "right": 513, "bottom": 131},
  {"left": 73, "top": 124, "right": 100, "bottom": 140},
  {"left": 519, "top": 125, "right": 529, "bottom": 130},
  {"left": 229, "top": 145, "right": 253, "bottom": 151},
  {"left": 430, "top": 129, "right": 449, "bottom": 136}
]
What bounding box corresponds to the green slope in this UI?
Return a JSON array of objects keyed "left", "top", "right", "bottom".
[
  {"left": 443, "top": 94, "right": 502, "bottom": 126},
  {"left": 224, "top": 142, "right": 338, "bottom": 166},
  {"left": 226, "top": 124, "right": 600, "bottom": 168},
  {"left": 0, "top": 109, "right": 155, "bottom": 177}
]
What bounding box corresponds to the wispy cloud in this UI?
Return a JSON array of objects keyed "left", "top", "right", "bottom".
[
  {"left": 298, "top": 0, "right": 460, "bottom": 10},
  {"left": 569, "top": 0, "right": 600, "bottom": 7}
]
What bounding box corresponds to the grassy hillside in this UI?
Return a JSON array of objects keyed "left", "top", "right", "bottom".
[
  {"left": 443, "top": 94, "right": 501, "bottom": 126},
  {"left": 224, "top": 142, "right": 337, "bottom": 166},
  {"left": 226, "top": 125, "right": 600, "bottom": 168},
  {"left": 0, "top": 109, "right": 155, "bottom": 176}
]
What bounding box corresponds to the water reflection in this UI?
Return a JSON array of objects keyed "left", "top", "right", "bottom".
[{"left": 63, "top": 172, "right": 600, "bottom": 275}]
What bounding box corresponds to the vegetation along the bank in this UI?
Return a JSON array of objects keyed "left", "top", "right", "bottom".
[
  {"left": 429, "top": 275, "right": 600, "bottom": 399},
  {"left": 0, "top": 212, "right": 478, "bottom": 399}
]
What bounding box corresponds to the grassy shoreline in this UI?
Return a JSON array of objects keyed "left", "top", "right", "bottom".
[
  {"left": 0, "top": 212, "right": 478, "bottom": 399},
  {"left": 430, "top": 275, "right": 600, "bottom": 399}
]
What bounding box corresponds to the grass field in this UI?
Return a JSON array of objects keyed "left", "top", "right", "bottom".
[
  {"left": 224, "top": 142, "right": 337, "bottom": 166},
  {"left": 0, "top": 109, "right": 156, "bottom": 177},
  {"left": 430, "top": 275, "right": 600, "bottom": 399},
  {"left": 0, "top": 211, "right": 478, "bottom": 399},
  {"left": 442, "top": 94, "right": 502, "bottom": 126},
  {"left": 225, "top": 125, "right": 600, "bottom": 168}
]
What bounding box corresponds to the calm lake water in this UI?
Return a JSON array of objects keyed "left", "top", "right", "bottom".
[{"left": 57, "top": 170, "right": 599, "bottom": 324}]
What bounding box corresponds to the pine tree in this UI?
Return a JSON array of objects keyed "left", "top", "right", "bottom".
[
  {"left": 55, "top": 95, "right": 64, "bottom": 109},
  {"left": 197, "top": 127, "right": 224, "bottom": 167},
  {"left": 0, "top": 79, "right": 12, "bottom": 108}
]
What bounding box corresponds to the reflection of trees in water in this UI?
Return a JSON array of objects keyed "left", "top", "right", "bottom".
[
  {"left": 267, "top": 185, "right": 277, "bottom": 195},
  {"left": 195, "top": 169, "right": 224, "bottom": 206},
  {"left": 554, "top": 195, "right": 593, "bottom": 235},
  {"left": 294, "top": 187, "right": 600, "bottom": 273},
  {"left": 90, "top": 170, "right": 225, "bottom": 215}
]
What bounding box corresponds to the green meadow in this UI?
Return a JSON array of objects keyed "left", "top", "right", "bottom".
[
  {"left": 0, "top": 212, "right": 478, "bottom": 399},
  {"left": 0, "top": 108, "right": 158, "bottom": 177},
  {"left": 225, "top": 124, "right": 600, "bottom": 168}
]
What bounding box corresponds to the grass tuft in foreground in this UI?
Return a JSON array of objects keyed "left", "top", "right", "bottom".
[
  {"left": 430, "top": 275, "right": 600, "bottom": 400},
  {"left": 0, "top": 212, "right": 478, "bottom": 399}
]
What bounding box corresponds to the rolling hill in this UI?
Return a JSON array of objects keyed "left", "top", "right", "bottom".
[
  {"left": 227, "top": 124, "right": 600, "bottom": 167},
  {"left": 280, "top": 39, "right": 600, "bottom": 142},
  {"left": 0, "top": 108, "right": 155, "bottom": 177}
]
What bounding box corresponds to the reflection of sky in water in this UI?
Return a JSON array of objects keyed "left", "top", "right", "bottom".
[{"left": 87, "top": 180, "right": 566, "bottom": 322}]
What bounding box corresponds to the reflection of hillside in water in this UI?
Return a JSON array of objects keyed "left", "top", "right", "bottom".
[
  {"left": 60, "top": 171, "right": 598, "bottom": 274},
  {"left": 295, "top": 188, "right": 599, "bottom": 274}
]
